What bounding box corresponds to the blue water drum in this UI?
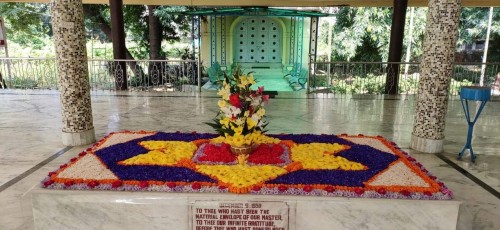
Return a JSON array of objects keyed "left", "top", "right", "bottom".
[{"left": 460, "top": 86, "right": 491, "bottom": 101}]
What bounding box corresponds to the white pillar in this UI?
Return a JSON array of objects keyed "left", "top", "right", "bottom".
[
  {"left": 410, "top": 0, "right": 462, "bottom": 153},
  {"left": 51, "top": 0, "right": 95, "bottom": 146}
]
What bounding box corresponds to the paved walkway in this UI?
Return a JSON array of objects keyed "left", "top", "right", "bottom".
[{"left": 0, "top": 90, "right": 498, "bottom": 229}]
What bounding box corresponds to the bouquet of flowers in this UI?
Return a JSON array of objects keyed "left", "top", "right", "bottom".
[{"left": 206, "top": 65, "right": 269, "bottom": 147}]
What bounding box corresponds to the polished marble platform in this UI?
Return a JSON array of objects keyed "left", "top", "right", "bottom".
[
  {"left": 31, "top": 189, "right": 460, "bottom": 230},
  {"left": 0, "top": 90, "right": 499, "bottom": 230}
]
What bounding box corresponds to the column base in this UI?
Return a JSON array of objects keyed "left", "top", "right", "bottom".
[
  {"left": 410, "top": 134, "right": 443, "bottom": 154},
  {"left": 62, "top": 128, "right": 96, "bottom": 146}
]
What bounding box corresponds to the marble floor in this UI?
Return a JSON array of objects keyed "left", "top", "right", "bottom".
[{"left": 0, "top": 89, "right": 499, "bottom": 229}]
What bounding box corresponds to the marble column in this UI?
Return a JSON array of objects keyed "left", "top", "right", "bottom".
[
  {"left": 410, "top": 0, "right": 461, "bottom": 153},
  {"left": 51, "top": 0, "right": 95, "bottom": 146}
]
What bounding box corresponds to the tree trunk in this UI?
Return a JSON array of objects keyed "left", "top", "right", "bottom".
[
  {"left": 148, "top": 5, "right": 163, "bottom": 60},
  {"left": 82, "top": 6, "right": 145, "bottom": 81},
  {"left": 147, "top": 5, "right": 165, "bottom": 86},
  {"left": 0, "top": 71, "right": 5, "bottom": 89}
]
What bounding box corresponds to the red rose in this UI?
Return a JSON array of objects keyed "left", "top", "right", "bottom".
[
  {"left": 229, "top": 94, "right": 242, "bottom": 108},
  {"left": 43, "top": 180, "right": 54, "bottom": 187},
  {"left": 167, "top": 182, "right": 176, "bottom": 188},
  {"left": 303, "top": 185, "right": 313, "bottom": 193},
  {"left": 278, "top": 185, "right": 287, "bottom": 192},
  {"left": 218, "top": 185, "right": 227, "bottom": 190},
  {"left": 192, "top": 183, "right": 202, "bottom": 190},
  {"left": 262, "top": 95, "right": 270, "bottom": 103},
  {"left": 354, "top": 188, "right": 364, "bottom": 195},
  {"left": 252, "top": 185, "right": 261, "bottom": 191},
  {"left": 78, "top": 152, "right": 87, "bottom": 157},
  {"left": 377, "top": 188, "right": 387, "bottom": 194},
  {"left": 59, "top": 164, "right": 67, "bottom": 169},
  {"left": 424, "top": 191, "right": 433, "bottom": 196},
  {"left": 324, "top": 186, "right": 335, "bottom": 193},
  {"left": 86, "top": 148, "right": 92, "bottom": 151},
  {"left": 70, "top": 157, "right": 78, "bottom": 162},
  {"left": 48, "top": 171, "right": 56, "bottom": 176},
  {"left": 199, "top": 143, "right": 236, "bottom": 163},
  {"left": 112, "top": 180, "right": 123, "bottom": 188},
  {"left": 257, "top": 86, "right": 264, "bottom": 93},
  {"left": 401, "top": 190, "right": 411, "bottom": 197},
  {"left": 87, "top": 181, "right": 99, "bottom": 188},
  {"left": 64, "top": 181, "right": 75, "bottom": 187},
  {"left": 139, "top": 181, "right": 149, "bottom": 189}
]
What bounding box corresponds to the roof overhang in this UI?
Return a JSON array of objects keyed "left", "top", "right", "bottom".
[
  {"left": 3, "top": 0, "right": 500, "bottom": 7},
  {"left": 179, "top": 7, "right": 331, "bottom": 17}
]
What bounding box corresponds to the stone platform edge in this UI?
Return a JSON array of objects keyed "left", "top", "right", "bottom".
[{"left": 31, "top": 188, "right": 461, "bottom": 230}]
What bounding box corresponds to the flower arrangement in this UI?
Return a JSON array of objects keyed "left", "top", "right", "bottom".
[
  {"left": 42, "top": 131, "right": 453, "bottom": 199},
  {"left": 206, "top": 65, "right": 269, "bottom": 147}
]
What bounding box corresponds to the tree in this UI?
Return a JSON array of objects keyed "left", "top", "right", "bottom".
[
  {"left": 0, "top": 3, "right": 51, "bottom": 49},
  {"left": 123, "top": 5, "right": 191, "bottom": 59},
  {"left": 82, "top": 4, "right": 144, "bottom": 81},
  {"left": 401, "top": 7, "right": 427, "bottom": 62},
  {"left": 148, "top": 5, "right": 163, "bottom": 60},
  {"left": 120, "top": 5, "right": 192, "bottom": 85},
  {"left": 327, "top": 7, "right": 393, "bottom": 62},
  {"left": 325, "top": 7, "right": 429, "bottom": 63},
  {"left": 458, "top": 7, "right": 500, "bottom": 62}
]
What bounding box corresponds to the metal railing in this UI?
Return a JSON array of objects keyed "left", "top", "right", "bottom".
[
  {"left": 0, "top": 58, "right": 201, "bottom": 92},
  {"left": 1, "top": 58, "right": 499, "bottom": 95},
  {"left": 309, "top": 61, "right": 500, "bottom": 95},
  {"left": 0, "top": 58, "right": 58, "bottom": 90},
  {"left": 88, "top": 59, "right": 200, "bottom": 92}
]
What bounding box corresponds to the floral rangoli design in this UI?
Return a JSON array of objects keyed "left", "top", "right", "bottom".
[{"left": 41, "top": 131, "right": 452, "bottom": 200}]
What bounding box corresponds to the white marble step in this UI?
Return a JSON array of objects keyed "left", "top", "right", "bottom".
[{"left": 32, "top": 188, "right": 460, "bottom": 230}]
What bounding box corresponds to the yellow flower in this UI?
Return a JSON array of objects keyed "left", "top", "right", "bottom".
[
  {"left": 217, "top": 89, "right": 228, "bottom": 100},
  {"left": 251, "top": 132, "right": 261, "bottom": 140},
  {"left": 210, "top": 136, "right": 226, "bottom": 143},
  {"left": 234, "top": 118, "right": 244, "bottom": 126},
  {"left": 238, "top": 76, "right": 249, "bottom": 88},
  {"left": 231, "top": 133, "right": 245, "bottom": 147},
  {"left": 244, "top": 134, "right": 253, "bottom": 145},
  {"left": 220, "top": 117, "right": 230, "bottom": 128},
  {"left": 225, "top": 134, "right": 234, "bottom": 145},
  {"left": 218, "top": 100, "right": 227, "bottom": 108},
  {"left": 246, "top": 117, "right": 257, "bottom": 129},
  {"left": 196, "top": 165, "right": 287, "bottom": 189},
  {"left": 233, "top": 126, "right": 243, "bottom": 135},
  {"left": 121, "top": 141, "right": 197, "bottom": 166},
  {"left": 290, "top": 143, "right": 365, "bottom": 170},
  {"left": 253, "top": 134, "right": 280, "bottom": 144},
  {"left": 247, "top": 74, "right": 256, "bottom": 85},
  {"left": 256, "top": 108, "right": 265, "bottom": 118}
]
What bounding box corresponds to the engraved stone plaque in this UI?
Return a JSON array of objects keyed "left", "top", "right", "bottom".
[{"left": 192, "top": 201, "right": 289, "bottom": 230}]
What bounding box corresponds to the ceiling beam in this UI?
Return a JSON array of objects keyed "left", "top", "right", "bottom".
[{"left": 3, "top": 0, "right": 500, "bottom": 7}]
